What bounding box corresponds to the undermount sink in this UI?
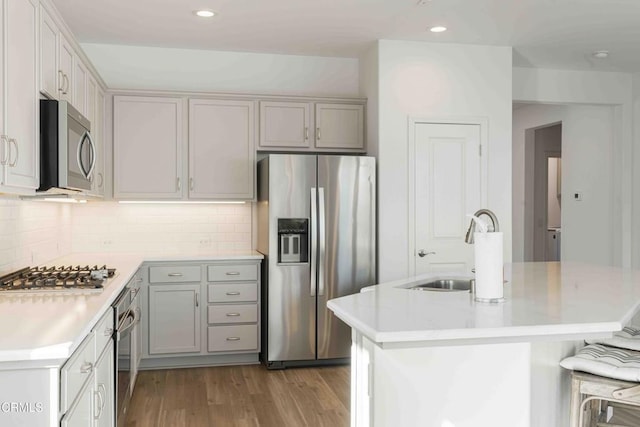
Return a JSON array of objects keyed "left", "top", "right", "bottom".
[{"left": 408, "top": 278, "right": 472, "bottom": 292}]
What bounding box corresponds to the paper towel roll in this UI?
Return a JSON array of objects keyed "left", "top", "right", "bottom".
[{"left": 474, "top": 231, "right": 504, "bottom": 302}]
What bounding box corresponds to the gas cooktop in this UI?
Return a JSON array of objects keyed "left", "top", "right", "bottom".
[{"left": 0, "top": 265, "right": 116, "bottom": 293}]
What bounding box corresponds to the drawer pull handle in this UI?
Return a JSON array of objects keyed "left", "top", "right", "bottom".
[
  {"left": 226, "top": 292, "right": 241, "bottom": 296},
  {"left": 168, "top": 273, "right": 183, "bottom": 277},
  {"left": 226, "top": 337, "right": 241, "bottom": 341},
  {"left": 80, "top": 362, "right": 93, "bottom": 374},
  {"left": 104, "top": 328, "right": 113, "bottom": 337},
  {"left": 226, "top": 313, "right": 241, "bottom": 317},
  {"left": 226, "top": 272, "right": 241, "bottom": 276}
]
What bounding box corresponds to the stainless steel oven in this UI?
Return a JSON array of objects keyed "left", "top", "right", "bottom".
[{"left": 113, "top": 279, "right": 141, "bottom": 426}]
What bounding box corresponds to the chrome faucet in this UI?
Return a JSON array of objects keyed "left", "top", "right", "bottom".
[{"left": 464, "top": 209, "right": 499, "bottom": 244}]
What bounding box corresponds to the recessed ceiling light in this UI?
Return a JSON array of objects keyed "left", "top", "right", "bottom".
[
  {"left": 195, "top": 9, "right": 215, "bottom": 18},
  {"left": 430, "top": 26, "right": 447, "bottom": 33},
  {"left": 592, "top": 50, "right": 609, "bottom": 59}
]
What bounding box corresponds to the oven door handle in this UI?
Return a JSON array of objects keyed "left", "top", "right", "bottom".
[{"left": 117, "top": 310, "right": 137, "bottom": 340}]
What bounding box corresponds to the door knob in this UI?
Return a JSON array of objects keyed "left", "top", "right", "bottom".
[{"left": 418, "top": 250, "right": 436, "bottom": 258}]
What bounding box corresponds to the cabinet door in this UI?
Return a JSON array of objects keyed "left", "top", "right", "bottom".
[
  {"left": 3, "top": 0, "right": 39, "bottom": 190},
  {"left": 148, "top": 284, "right": 201, "bottom": 354},
  {"left": 39, "top": 5, "right": 58, "bottom": 99},
  {"left": 315, "top": 103, "right": 364, "bottom": 150},
  {"left": 74, "top": 60, "right": 87, "bottom": 115},
  {"left": 189, "top": 99, "right": 254, "bottom": 199},
  {"left": 60, "top": 376, "right": 94, "bottom": 427},
  {"left": 259, "top": 101, "right": 310, "bottom": 149},
  {"left": 59, "top": 36, "right": 74, "bottom": 103},
  {"left": 113, "top": 96, "right": 183, "bottom": 199},
  {"left": 92, "top": 89, "right": 105, "bottom": 196},
  {"left": 95, "top": 341, "right": 114, "bottom": 427}
]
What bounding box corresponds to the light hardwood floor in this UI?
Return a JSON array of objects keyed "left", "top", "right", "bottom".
[{"left": 125, "top": 365, "right": 350, "bottom": 427}]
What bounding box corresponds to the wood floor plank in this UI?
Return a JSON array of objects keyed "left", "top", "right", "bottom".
[{"left": 126, "top": 364, "right": 350, "bottom": 427}]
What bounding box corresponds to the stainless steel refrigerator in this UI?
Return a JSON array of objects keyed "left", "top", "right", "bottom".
[{"left": 257, "top": 154, "right": 376, "bottom": 368}]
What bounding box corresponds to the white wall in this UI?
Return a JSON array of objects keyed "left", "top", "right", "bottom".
[
  {"left": 513, "top": 67, "right": 633, "bottom": 267},
  {"left": 375, "top": 40, "right": 512, "bottom": 282},
  {"left": 513, "top": 104, "right": 614, "bottom": 265},
  {"left": 0, "top": 200, "right": 72, "bottom": 275},
  {"left": 82, "top": 43, "right": 360, "bottom": 97},
  {"left": 71, "top": 202, "right": 252, "bottom": 254},
  {"left": 360, "top": 43, "right": 379, "bottom": 159}
]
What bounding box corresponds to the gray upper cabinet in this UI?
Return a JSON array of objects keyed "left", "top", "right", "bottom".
[
  {"left": 315, "top": 103, "right": 364, "bottom": 150},
  {"left": 73, "top": 59, "right": 87, "bottom": 115},
  {"left": 113, "top": 96, "right": 184, "bottom": 200},
  {"left": 59, "top": 35, "right": 74, "bottom": 103},
  {"left": 258, "top": 100, "right": 365, "bottom": 152},
  {"left": 259, "top": 101, "right": 311, "bottom": 149},
  {"left": 1, "top": 0, "right": 39, "bottom": 193},
  {"left": 39, "top": 5, "right": 58, "bottom": 100},
  {"left": 113, "top": 95, "right": 255, "bottom": 201},
  {"left": 92, "top": 88, "right": 105, "bottom": 196},
  {"left": 189, "top": 99, "right": 255, "bottom": 200}
]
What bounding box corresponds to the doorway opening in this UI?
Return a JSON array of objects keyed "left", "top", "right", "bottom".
[{"left": 524, "top": 122, "right": 562, "bottom": 262}]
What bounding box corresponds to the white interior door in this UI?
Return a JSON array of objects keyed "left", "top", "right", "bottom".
[{"left": 413, "top": 123, "right": 482, "bottom": 275}]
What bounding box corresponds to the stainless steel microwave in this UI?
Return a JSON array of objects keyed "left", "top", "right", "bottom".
[{"left": 38, "top": 100, "right": 96, "bottom": 193}]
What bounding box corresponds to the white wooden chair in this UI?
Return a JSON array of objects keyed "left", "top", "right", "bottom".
[{"left": 562, "top": 330, "right": 640, "bottom": 427}]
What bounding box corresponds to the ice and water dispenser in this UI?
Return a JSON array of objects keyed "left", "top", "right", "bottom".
[{"left": 277, "top": 218, "right": 308, "bottom": 264}]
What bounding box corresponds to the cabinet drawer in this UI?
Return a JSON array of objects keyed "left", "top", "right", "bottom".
[
  {"left": 61, "top": 333, "right": 96, "bottom": 412},
  {"left": 208, "top": 325, "right": 258, "bottom": 352},
  {"left": 93, "top": 308, "right": 114, "bottom": 357},
  {"left": 149, "top": 266, "right": 201, "bottom": 283},
  {"left": 208, "top": 304, "right": 258, "bottom": 324},
  {"left": 208, "top": 283, "right": 257, "bottom": 303},
  {"left": 207, "top": 264, "right": 257, "bottom": 282}
]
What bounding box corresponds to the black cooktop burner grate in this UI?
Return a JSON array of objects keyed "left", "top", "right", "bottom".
[{"left": 0, "top": 265, "right": 116, "bottom": 292}]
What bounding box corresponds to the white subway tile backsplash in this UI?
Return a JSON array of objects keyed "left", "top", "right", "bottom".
[
  {"left": 70, "top": 202, "right": 253, "bottom": 254},
  {"left": 0, "top": 199, "right": 254, "bottom": 272},
  {"left": 0, "top": 199, "right": 72, "bottom": 275}
]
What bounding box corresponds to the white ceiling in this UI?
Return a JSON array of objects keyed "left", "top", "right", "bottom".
[{"left": 53, "top": 0, "right": 640, "bottom": 72}]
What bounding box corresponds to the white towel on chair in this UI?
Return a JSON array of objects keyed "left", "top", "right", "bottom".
[
  {"left": 560, "top": 344, "right": 640, "bottom": 382},
  {"left": 586, "top": 326, "right": 640, "bottom": 351}
]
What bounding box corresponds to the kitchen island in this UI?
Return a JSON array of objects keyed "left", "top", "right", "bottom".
[{"left": 328, "top": 262, "right": 640, "bottom": 427}]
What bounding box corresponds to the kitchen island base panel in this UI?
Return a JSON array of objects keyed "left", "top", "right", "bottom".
[
  {"left": 0, "top": 367, "right": 57, "bottom": 427},
  {"left": 352, "top": 331, "right": 582, "bottom": 427}
]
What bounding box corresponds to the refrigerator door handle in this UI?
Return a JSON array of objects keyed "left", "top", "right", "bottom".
[
  {"left": 310, "top": 187, "right": 317, "bottom": 297},
  {"left": 318, "top": 187, "right": 326, "bottom": 296}
]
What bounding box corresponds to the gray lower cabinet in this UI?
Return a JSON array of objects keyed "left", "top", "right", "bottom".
[
  {"left": 140, "top": 259, "right": 261, "bottom": 369},
  {"left": 60, "top": 308, "right": 115, "bottom": 427},
  {"left": 148, "top": 284, "right": 201, "bottom": 354},
  {"left": 94, "top": 341, "right": 114, "bottom": 427}
]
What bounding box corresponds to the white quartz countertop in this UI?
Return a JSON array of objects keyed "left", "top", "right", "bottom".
[
  {"left": 0, "top": 250, "right": 263, "bottom": 363},
  {"left": 328, "top": 262, "right": 640, "bottom": 348}
]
